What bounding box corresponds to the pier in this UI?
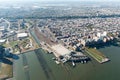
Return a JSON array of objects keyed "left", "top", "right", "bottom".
[{"left": 85, "top": 47, "right": 109, "bottom": 63}]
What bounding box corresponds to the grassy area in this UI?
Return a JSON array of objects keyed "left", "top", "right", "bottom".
[
  {"left": 9, "top": 41, "right": 19, "bottom": 47},
  {"left": 2, "top": 41, "right": 18, "bottom": 48},
  {"left": 85, "top": 47, "right": 107, "bottom": 63},
  {"left": 0, "top": 63, "right": 13, "bottom": 79},
  {"left": 2, "top": 44, "right": 10, "bottom": 48},
  {"left": 3, "top": 36, "right": 39, "bottom": 53}
]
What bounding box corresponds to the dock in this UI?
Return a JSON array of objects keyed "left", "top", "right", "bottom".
[{"left": 85, "top": 47, "right": 109, "bottom": 63}]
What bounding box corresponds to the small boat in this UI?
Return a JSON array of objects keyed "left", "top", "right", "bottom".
[
  {"left": 81, "top": 61, "right": 84, "bottom": 64},
  {"left": 72, "top": 61, "right": 75, "bottom": 67},
  {"left": 52, "top": 57, "right": 56, "bottom": 60},
  {"left": 55, "top": 61, "right": 60, "bottom": 64},
  {"left": 84, "top": 60, "right": 87, "bottom": 63}
]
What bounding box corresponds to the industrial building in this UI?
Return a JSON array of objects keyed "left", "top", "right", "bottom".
[
  {"left": 0, "top": 39, "right": 6, "bottom": 44},
  {"left": 17, "top": 33, "right": 28, "bottom": 40}
]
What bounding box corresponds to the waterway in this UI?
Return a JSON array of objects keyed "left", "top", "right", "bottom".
[
  {"left": 12, "top": 45, "right": 120, "bottom": 80},
  {"left": 12, "top": 29, "right": 120, "bottom": 80}
]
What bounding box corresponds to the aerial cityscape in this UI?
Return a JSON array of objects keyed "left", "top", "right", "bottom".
[{"left": 0, "top": 0, "right": 120, "bottom": 80}]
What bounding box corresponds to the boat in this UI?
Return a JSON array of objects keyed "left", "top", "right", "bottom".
[
  {"left": 55, "top": 61, "right": 60, "bottom": 64},
  {"left": 72, "top": 61, "right": 75, "bottom": 67},
  {"left": 81, "top": 61, "right": 84, "bottom": 64},
  {"left": 84, "top": 60, "right": 87, "bottom": 63},
  {"left": 52, "top": 57, "right": 56, "bottom": 60}
]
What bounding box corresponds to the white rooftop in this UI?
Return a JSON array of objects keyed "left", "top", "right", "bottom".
[
  {"left": 0, "top": 39, "right": 6, "bottom": 43},
  {"left": 17, "top": 33, "right": 28, "bottom": 38}
]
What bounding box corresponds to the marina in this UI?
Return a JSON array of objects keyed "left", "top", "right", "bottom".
[{"left": 34, "top": 27, "right": 89, "bottom": 64}]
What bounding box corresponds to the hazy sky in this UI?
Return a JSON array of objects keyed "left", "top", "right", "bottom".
[
  {"left": 0, "top": 0, "right": 120, "bottom": 5},
  {"left": 0, "top": 0, "right": 120, "bottom": 2}
]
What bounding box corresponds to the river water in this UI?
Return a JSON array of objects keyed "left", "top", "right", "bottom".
[
  {"left": 12, "top": 29, "right": 120, "bottom": 80},
  {"left": 12, "top": 45, "right": 120, "bottom": 80}
]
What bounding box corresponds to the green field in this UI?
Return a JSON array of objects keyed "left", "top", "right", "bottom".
[{"left": 85, "top": 48, "right": 107, "bottom": 63}]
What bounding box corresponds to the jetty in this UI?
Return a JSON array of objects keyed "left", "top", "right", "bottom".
[{"left": 85, "top": 47, "right": 109, "bottom": 63}]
